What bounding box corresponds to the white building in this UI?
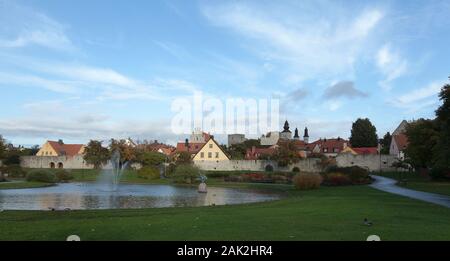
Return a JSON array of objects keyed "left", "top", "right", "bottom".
[{"left": 227, "top": 134, "right": 246, "bottom": 147}]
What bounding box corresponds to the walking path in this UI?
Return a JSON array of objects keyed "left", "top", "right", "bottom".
[{"left": 370, "top": 175, "right": 450, "bottom": 208}]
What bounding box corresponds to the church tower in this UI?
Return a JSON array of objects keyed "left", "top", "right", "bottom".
[
  {"left": 294, "top": 128, "right": 300, "bottom": 140},
  {"left": 303, "top": 127, "right": 309, "bottom": 144},
  {"left": 280, "top": 120, "right": 292, "bottom": 140}
]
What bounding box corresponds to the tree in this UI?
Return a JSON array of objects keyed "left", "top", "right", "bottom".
[
  {"left": 109, "top": 139, "right": 136, "bottom": 164},
  {"left": 404, "top": 119, "right": 439, "bottom": 169},
  {"left": 136, "top": 151, "right": 166, "bottom": 167},
  {"left": 432, "top": 81, "right": 450, "bottom": 170},
  {"left": 172, "top": 164, "right": 201, "bottom": 184},
  {"left": 0, "top": 135, "right": 6, "bottom": 160},
  {"left": 380, "top": 132, "right": 392, "bottom": 154},
  {"left": 227, "top": 139, "right": 261, "bottom": 159},
  {"left": 83, "top": 140, "right": 110, "bottom": 169},
  {"left": 175, "top": 151, "right": 192, "bottom": 164},
  {"left": 349, "top": 118, "right": 378, "bottom": 147},
  {"left": 0, "top": 135, "right": 7, "bottom": 181},
  {"left": 274, "top": 140, "right": 300, "bottom": 167}
]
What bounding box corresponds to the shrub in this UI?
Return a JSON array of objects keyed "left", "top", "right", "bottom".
[
  {"left": 241, "top": 173, "right": 269, "bottom": 183},
  {"left": 26, "top": 170, "right": 56, "bottom": 183},
  {"left": 224, "top": 175, "right": 243, "bottom": 182},
  {"left": 172, "top": 164, "right": 201, "bottom": 184},
  {"left": 272, "top": 174, "right": 289, "bottom": 184},
  {"left": 293, "top": 173, "right": 322, "bottom": 190},
  {"left": 205, "top": 171, "right": 233, "bottom": 178},
  {"left": 55, "top": 170, "right": 74, "bottom": 182},
  {"left": 137, "top": 166, "right": 160, "bottom": 180},
  {"left": 323, "top": 173, "right": 352, "bottom": 186},
  {"left": 4, "top": 164, "right": 26, "bottom": 178},
  {"left": 429, "top": 168, "right": 450, "bottom": 181},
  {"left": 326, "top": 166, "right": 370, "bottom": 184}
]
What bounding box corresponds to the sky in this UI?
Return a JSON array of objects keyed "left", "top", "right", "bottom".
[{"left": 0, "top": 0, "right": 449, "bottom": 146}]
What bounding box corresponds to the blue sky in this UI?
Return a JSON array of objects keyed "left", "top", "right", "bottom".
[{"left": 0, "top": 0, "right": 449, "bottom": 146}]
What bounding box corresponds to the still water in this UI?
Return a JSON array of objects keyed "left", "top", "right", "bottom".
[{"left": 0, "top": 183, "right": 281, "bottom": 210}]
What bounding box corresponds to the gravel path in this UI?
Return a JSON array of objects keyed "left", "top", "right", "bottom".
[{"left": 370, "top": 175, "right": 450, "bottom": 208}]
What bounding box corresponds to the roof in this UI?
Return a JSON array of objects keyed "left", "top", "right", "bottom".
[
  {"left": 277, "top": 139, "right": 307, "bottom": 149},
  {"left": 308, "top": 138, "right": 348, "bottom": 153},
  {"left": 393, "top": 134, "right": 409, "bottom": 150},
  {"left": 47, "top": 141, "right": 84, "bottom": 157},
  {"left": 158, "top": 147, "right": 176, "bottom": 156},
  {"left": 393, "top": 120, "right": 408, "bottom": 135},
  {"left": 245, "top": 146, "right": 276, "bottom": 160},
  {"left": 176, "top": 142, "right": 205, "bottom": 154},
  {"left": 352, "top": 147, "right": 379, "bottom": 155},
  {"left": 195, "top": 137, "right": 231, "bottom": 160}
]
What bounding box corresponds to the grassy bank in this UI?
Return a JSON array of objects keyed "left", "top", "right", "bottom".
[
  {"left": 1, "top": 184, "right": 450, "bottom": 240},
  {"left": 0, "top": 181, "right": 54, "bottom": 190},
  {"left": 375, "top": 171, "right": 450, "bottom": 196}
]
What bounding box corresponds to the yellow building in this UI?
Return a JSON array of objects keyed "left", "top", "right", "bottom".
[
  {"left": 36, "top": 140, "right": 85, "bottom": 157},
  {"left": 193, "top": 137, "right": 230, "bottom": 162},
  {"left": 340, "top": 146, "right": 358, "bottom": 155}
]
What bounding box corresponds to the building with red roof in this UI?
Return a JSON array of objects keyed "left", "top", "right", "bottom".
[{"left": 36, "top": 140, "right": 85, "bottom": 157}]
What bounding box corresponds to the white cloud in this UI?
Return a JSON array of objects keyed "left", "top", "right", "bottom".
[
  {"left": 202, "top": 2, "right": 384, "bottom": 82},
  {"left": 0, "top": 1, "right": 74, "bottom": 51},
  {"left": 397, "top": 81, "right": 443, "bottom": 104},
  {"left": 390, "top": 80, "right": 445, "bottom": 113},
  {"left": 376, "top": 44, "right": 408, "bottom": 90},
  {"left": 0, "top": 72, "right": 77, "bottom": 93}
]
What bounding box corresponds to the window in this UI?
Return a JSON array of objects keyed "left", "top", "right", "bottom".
[
  {"left": 208, "top": 152, "right": 212, "bottom": 158},
  {"left": 215, "top": 152, "right": 219, "bottom": 158},
  {"left": 209, "top": 144, "right": 213, "bottom": 149},
  {"left": 200, "top": 152, "right": 204, "bottom": 158},
  {"left": 323, "top": 148, "right": 328, "bottom": 153},
  {"left": 45, "top": 151, "right": 48, "bottom": 155}
]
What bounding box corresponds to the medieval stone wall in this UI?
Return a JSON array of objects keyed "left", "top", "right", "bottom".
[
  {"left": 194, "top": 158, "right": 323, "bottom": 172},
  {"left": 20, "top": 155, "right": 94, "bottom": 169}
]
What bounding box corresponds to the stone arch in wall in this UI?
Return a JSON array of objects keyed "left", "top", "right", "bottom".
[
  {"left": 57, "top": 162, "right": 64, "bottom": 169},
  {"left": 292, "top": 166, "right": 300, "bottom": 172},
  {"left": 265, "top": 164, "right": 274, "bottom": 172},
  {"left": 50, "top": 162, "right": 55, "bottom": 168}
]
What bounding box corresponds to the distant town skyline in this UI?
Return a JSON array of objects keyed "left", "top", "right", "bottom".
[{"left": 0, "top": 0, "right": 449, "bottom": 146}]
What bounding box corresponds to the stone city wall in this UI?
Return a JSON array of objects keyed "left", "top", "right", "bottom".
[
  {"left": 20, "top": 155, "right": 94, "bottom": 169},
  {"left": 335, "top": 154, "right": 398, "bottom": 172},
  {"left": 194, "top": 158, "right": 323, "bottom": 172}
]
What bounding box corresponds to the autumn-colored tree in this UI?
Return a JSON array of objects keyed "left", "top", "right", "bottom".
[{"left": 83, "top": 140, "right": 110, "bottom": 169}]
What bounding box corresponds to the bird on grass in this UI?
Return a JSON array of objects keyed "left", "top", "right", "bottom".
[{"left": 364, "top": 218, "right": 373, "bottom": 226}]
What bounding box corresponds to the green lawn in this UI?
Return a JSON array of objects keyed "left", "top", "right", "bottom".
[
  {"left": 376, "top": 171, "right": 450, "bottom": 196},
  {"left": 1, "top": 184, "right": 450, "bottom": 241},
  {"left": 0, "top": 181, "right": 54, "bottom": 190}
]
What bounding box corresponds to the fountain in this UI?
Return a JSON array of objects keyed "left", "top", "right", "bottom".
[{"left": 97, "top": 150, "right": 129, "bottom": 191}]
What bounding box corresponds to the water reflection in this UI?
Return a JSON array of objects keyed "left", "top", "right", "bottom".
[{"left": 0, "top": 183, "right": 280, "bottom": 210}]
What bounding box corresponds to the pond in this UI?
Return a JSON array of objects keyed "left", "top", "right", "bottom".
[{"left": 0, "top": 183, "right": 281, "bottom": 210}]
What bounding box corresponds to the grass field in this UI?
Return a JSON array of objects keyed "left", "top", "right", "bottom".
[
  {"left": 376, "top": 171, "right": 450, "bottom": 196},
  {"left": 1, "top": 184, "right": 450, "bottom": 241}
]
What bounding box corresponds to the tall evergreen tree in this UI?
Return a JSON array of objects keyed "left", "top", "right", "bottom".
[
  {"left": 349, "top": 118, "right": 378, "bottom": 147},
  {"left": 432, "top": 80, "right": 450, "bottom": 169},
  {"left": 380, "top": 132, "right": 392, "bottom": 154},
  {"left": 404, "top": 119, "right": 439, "bottom": 169}
]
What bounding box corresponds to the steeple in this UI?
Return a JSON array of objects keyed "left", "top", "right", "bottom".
[
  {"left": 294, "top": 128, "right": 299, "bottom": 139},
  {"left": 303, "top": 127, "right": 309, "bottom": 144},
  {"left": 282, "top": 120, "right": 291, "bottom": 133}
]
